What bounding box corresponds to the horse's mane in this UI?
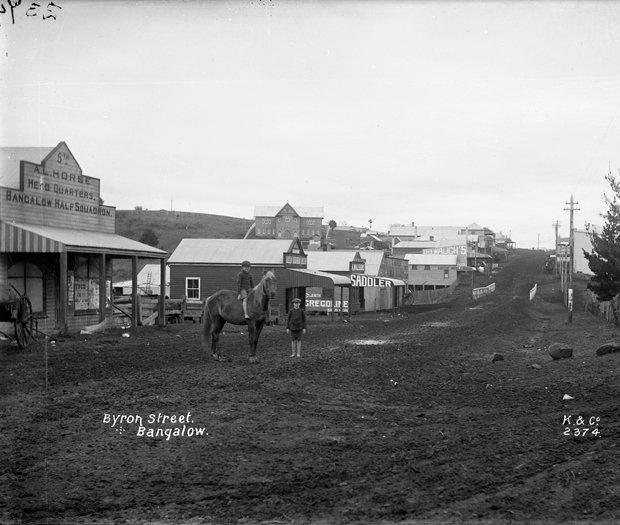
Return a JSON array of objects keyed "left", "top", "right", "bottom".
[{"left": 249, "top": 270, "right": 276, "bottom": 310}]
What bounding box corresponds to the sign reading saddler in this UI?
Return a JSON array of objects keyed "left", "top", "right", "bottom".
[{"left": 350, "top": 275, "right": 393, "bottom": 287}]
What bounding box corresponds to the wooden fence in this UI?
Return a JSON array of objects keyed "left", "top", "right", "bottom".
[
  {"left": 583, "top": 290, "right": 620, "bottom": 324},
  {"left": 406, "top": 282, "right": 458, "bottom": 305},
  {"left": 112, "top": 295, "right": 204, "bottom": 327},
  {"left": 472, "top": 283, "right": 496, "bottom": 300}
]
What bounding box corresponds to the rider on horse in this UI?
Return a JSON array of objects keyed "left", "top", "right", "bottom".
[{"left": 237, "top": 260, "right": 254, "bottom": 319}]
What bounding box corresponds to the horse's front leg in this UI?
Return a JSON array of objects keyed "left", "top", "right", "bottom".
[
  {"left": 248, "top": 321, "right": 265, "bottom": 363},
  {"left": 211, "top": 332, "right": 220, "bottom": 361},
  {"left": 247, "top": 323, "right": 258, "bottom": 363}
]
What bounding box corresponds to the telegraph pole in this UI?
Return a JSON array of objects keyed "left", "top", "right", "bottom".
[
  {"left": 552, "top": 220, "right": 561, "bottom": 275},
  {"left": 564, "top": 195, "right": 580, "bottom": 323}
]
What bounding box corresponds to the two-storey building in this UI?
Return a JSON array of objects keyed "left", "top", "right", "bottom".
[{"left": 253, "top": 203, "right": 323, "bottom": 241}]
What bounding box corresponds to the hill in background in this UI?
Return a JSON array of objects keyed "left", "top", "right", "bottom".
[
  {"left": 115, "top": 209, "right": 254, "bottom": 255},
  {"left": 113, "top": 209, "right": 253, "bottom": 280},
  {"left": 112, "top": 210, "right": 371, "bottom": 281}
]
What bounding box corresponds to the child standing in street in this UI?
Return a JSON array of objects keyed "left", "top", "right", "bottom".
[{"left": 286, "top": 298, "right": 306, "bottom": 357}]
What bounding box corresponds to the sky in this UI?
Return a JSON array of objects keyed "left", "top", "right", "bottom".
[{"left": 2, "top": 0, "right": 620, "bottom": 249}]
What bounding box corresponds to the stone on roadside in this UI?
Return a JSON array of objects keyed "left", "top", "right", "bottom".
[
  {"left": 531, "top": 364, "right": 542, "bottom": 369},
  {"left": 547, "top": 342, "right": 573, "bottom": 360},
  {"left": 491, "top": 352, "right": 504, "bottom": 362},
  {"left": 596, "top": 342, "right": 620, "bottom": 357}
]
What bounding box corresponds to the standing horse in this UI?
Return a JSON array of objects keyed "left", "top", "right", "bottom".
[{"left": 202, "top": 270, "right": 277, "bottom": 362}]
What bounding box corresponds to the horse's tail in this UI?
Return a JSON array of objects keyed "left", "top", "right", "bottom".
[{"left": 202, "top": 295, "right": 213, "bottom": 341}]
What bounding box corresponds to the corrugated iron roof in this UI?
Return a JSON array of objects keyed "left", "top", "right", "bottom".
[
  {"left": 5, "top": 222, "right": 166, "bottom": 256},
  {"left": 289, "top": 268, "right": 351, "bottom": 286},
  {"left": 254, "top": 205, "right": 324, "bottom": 217},
  {"left": 405, "top": 254, "right": 458, "bottom": 265},
  {"left": 113, "top": 264, "right": 170, "bottom": 288},
  {"left": 394, "top": 240, "right": 438, "bottom": 248},
  {"left": 327, "top": 249, "right": 386, "bottom": 275},
  {"left": 167, "top": 239, "right": 295, "bottom": 265},
  {"left": 306, "top": 251, "right": 359, "bottom": 271}
]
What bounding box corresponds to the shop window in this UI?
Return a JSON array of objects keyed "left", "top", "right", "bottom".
[
  {"left": 8, "top": 261, "right": 44, "bottom": 314},
  {"left": 186, "top": 277, "right": 200, "bottom": 300},
  {"left": 71, "top": 255, "right": 101, "bottom": 312}
]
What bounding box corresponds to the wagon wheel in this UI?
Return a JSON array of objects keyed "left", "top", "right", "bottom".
[{"left": 14, "top": 296, "right": 33, "bottom": 349}]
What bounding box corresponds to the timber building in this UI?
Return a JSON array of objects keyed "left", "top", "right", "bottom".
[{"left": 0, "top": 142, "right": 166, "bottom": 336}]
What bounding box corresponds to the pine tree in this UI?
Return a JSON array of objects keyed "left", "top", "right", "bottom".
[
  {"left": 583, "top": 170, "right": 620, "bottom": 325},
  {"left": 139, "top": 228, "right": 159, "bottom": 248}
]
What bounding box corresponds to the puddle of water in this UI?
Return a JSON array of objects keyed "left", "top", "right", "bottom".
[
  {"left": 422, "top": 321, "right": 453, "bottom": 328},
  {"left": 347, "top": 339, "right": 387, "bottom": 345}
]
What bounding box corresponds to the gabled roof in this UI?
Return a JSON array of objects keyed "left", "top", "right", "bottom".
[
  {"left": 327, "top": 249, "right": 387, "bottom": 275},
  {"left": 405, "top": 254, "right": 458, "bottom": 265},
  {"left": 306, "top": 251, "right": 362, "bottom": 272},
  {"left": 167, "top": 239, "right": 299, "bottom": 265},
  {"left": 413, "top": 226, "right": 463, "bottom": 238},
  {"left": 254, "top": 204, "right": 324, "bottom": 218},
  {"left": 393, "top": 240, "right": 440, "bottom": 249},
  {"left": 1, "top": 146, "right": 54, "bottom": 187},
  {"left": 113, "top": 264, "right": 170, "bottom": 288}
]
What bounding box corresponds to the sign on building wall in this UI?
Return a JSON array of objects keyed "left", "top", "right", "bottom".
[
  {"left": 350, "top": 274, "right": 393, "bottom": 287},
  {"left": 1, "top": 142, "right": 116, "bottom": 232},
  {"left": 422, "top": 244, "right": 467, "bottom": 265},
  {"left": 306, "top": 287, "right": 349, "bottom": 312}
]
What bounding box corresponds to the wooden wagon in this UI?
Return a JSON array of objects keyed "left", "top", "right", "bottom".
[{"left": 0, "top": 288, "right": 35, "bottom": 348}]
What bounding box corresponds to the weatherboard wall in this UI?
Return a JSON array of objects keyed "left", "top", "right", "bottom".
[
  {"left": 168, "top": 264, "right": 349, "bottom": 312},
  {"left": 1, "top": 142, "right": 116, "bottom": 232}
]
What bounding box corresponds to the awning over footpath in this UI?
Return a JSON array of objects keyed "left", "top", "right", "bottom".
[
  {"left": 288, "top": 268, "right": 351, "bottom": 287},
  {"left": 289, "top": 268, "right": 406, "bottom": 288},
  {"left": 0, "top": 221, "right": 166, "bottom": 258},
  {"left": 377, "top": 277, "right": 407, "bottom": 287}
]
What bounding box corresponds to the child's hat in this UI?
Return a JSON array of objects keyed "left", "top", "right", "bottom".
[{"left": 292, "top": 298, "right": 301, "bottom": 303}]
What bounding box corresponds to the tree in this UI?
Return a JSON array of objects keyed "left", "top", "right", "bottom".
[
  {"left": 583, "top": 170, "right": 620, "bottom": 325},
  {"left": 139, "top": 228, "right": 159, "bottom": 248}
]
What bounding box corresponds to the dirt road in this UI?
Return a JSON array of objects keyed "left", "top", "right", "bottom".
[{"left": 2, "top": 249, "right": 619, "bottom": 524}]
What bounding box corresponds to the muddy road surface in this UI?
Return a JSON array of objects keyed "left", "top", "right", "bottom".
[{"left": 2, "top": 249, "right": 619, "bottom": 524}]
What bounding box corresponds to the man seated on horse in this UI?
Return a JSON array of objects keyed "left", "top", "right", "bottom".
[{"left": 237, "top": 260, "right": 254, "bottom": 319}]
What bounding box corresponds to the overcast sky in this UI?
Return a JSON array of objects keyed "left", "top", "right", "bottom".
[{"left": 2, "top": 0, "right": 620, "bottom": 248}]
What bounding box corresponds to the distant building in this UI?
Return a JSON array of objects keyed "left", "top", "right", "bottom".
[
  {"left": 305, "top": 249, "right": 407, "bottom": 313},
  {"left": 166, "top": 238, "right": 350, "bottom": 314},
  {"left": 253, "top": 203, "right": 323, "bottom": 241},
  {"left": 113, "top": 264, "right": 170, "bottom": 297},
  {"left": 405, "top": 254, "right": 459, "bottom": 290},
  {"left": 573, "top": 226, "right": 602, "bottom": 275}
]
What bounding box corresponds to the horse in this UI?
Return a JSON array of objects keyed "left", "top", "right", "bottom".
[{"left": 202, "top": 270, "right": 277, "bottom": 363}]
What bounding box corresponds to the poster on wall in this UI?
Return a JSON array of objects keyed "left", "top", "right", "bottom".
[
  {"left": 74, "top": 279, "right": 89, "bottom": 310},
  {"left": 67, "top": 272, "right": 74, "bottom": 306},
  {"left": 89, "top": 280, "right": 99, "bottom": 310},
  {"left": 106, "top": 280, "right": 112, "bottom": 309}
]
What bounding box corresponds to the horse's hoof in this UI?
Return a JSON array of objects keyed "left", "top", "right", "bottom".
[{"left": 248, "top": 357, "right": 258, "bottom": 363}]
